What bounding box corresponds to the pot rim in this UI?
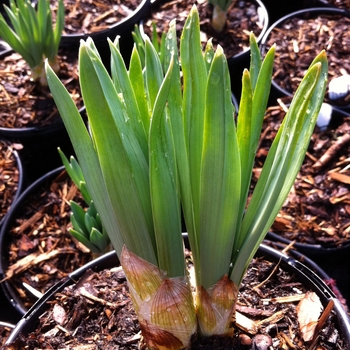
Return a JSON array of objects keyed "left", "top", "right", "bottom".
[
  {"left": 5, "top": 241, "right": 350, "bottom": 346},
  {"left": 59, "top": 0, "right": 151, "bottom": 44},
  {"left": 266, "top": 230, "right": 350, "bottom": 255},
  {"left": 0, "top": 141, "right": 25, "bottom": 228},
  {"left": 0, "top": 166, "right": 66, "bottom": 317},
  {"left": 0, "top": 47, "right": 86, "bottom": 137}
]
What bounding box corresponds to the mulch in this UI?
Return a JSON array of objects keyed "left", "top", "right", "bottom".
[{"left": 262, "top": 12, "right": 350, "bottom": 107}]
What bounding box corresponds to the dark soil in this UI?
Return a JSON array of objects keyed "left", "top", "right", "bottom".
[
  {"left": 51, "top": 0, "right": 142, "bottom": 35},
  {"left": 142, "top": 0, "right": 266, "bottom": 59},
  {"left": 0, "top": 140, "right": 21, "bottom": 223},
  {"left": 0, "top": 324, "right": 13, "bottom": 348},
  {"left": 4, "top": 251, "right": 346, "bottom": 349},
  {"left": 0, "top": 48, "right": 82, "bottom": 129},
  {"left": 262, "top": 12, "right": 350, "bottom": 107},
  {"left": 1, "top": 169, "right": 92, "bottom": 311},
  {"left": 253, "top": 101, "right": 350, "bottom": 248},
  {"left": 318, "top": 0, "right": 350, "bottom": 9}
]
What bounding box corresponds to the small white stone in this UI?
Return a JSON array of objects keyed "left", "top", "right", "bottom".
[
  {"left": 328, "top": 75, "right": 350, "bottom": 100},
  {"left": 316, "top": 103, "right": 332, "bottom": 130}
]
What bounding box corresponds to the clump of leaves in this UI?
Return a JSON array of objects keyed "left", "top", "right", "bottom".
[
  {"left": 0, "top": 0, "right": 64, "bottom": 85},
  {"left": 59, "top": 149, "right": 110, "bottom": 256},
  {"left": 46, "top": 5, "right": 327, "bottom": 349}
]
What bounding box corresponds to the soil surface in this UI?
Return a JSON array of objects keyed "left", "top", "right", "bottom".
[
  {"left": 3, "top": 250, "right": 346, "bottom": 349},
  {"left": 253, "top": 101, "right": 350, "bottom": 248},
  {"left": 1, "top": 169, "right": 92, "bottom": 311},
  {"left": 262, "top": 12, "right": 350, "bottom": 107},
  {"left": 318, "top": 0, "right": 350, "bottom": 9},
  {"left": 0, "top": 324, "right": 13, "bottom": 348},
  {"left": 51, "top": 0, "right": 141, "bottom": 35},
  {"left": 0, "top": 49, "right": 82, "bottom": 129},
  {"left": 142, "top": 0, "right": 266, "bottom": 59}
]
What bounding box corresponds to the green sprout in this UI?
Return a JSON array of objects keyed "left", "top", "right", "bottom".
[
  {"left": 208, "top": 0, "right": 235, "bottom": 32},
  {"left": 0, "top": 0, "right": 64, "bottom": 85},
  {"left": 58, "top": 148, "right": 110, "bottom": 256},
  {"left": 46, "top": 5, "right": 327, "bottom": 349}
]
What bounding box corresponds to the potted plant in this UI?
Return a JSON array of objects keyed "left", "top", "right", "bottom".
[
  {"left": 38, "top": 4, "right": 337, "bottom": 348},
  {"left": 5, "top": 4, "right": 347, "bottom": 349},
  {"left": 259, "top": 7, "right": 350, "bottom": 113},
  {"left": 6, "top": 4, "right": 346, "bottom": 349},
  {"left": 0, "top": 0, "right": 84, "bottom": 176}
]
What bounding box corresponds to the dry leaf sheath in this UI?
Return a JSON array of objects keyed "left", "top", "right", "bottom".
[{"left": 45, "top": 6, "right": 327, "bottom": 349}]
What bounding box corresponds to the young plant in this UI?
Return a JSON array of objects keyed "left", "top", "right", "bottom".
[
  {"left": 0, "top": 0, "right": 64, "bottom": 85},
  {"left": 208, "top": 0, "right": 235, "bottom": 32},
  {"left": 58, "top": 149, "right": 110, "bottom": 256},
  {"left": 45, "top": 5, "right": 327, "bottom": 349}
]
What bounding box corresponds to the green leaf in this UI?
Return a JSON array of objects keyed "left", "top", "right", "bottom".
[
  {"left": 198, "top": 46, "right": 241, "bottom": 289},
  {"left": 233, "top": 44, "right": 275, "bottom": 254},
  {"left": 79, "top": 39, "right": 157, "bottom": 264},
  {"left": 69, "top": 228, "right": 101, "bottom": 253},
  {"left": 145, "top": 37, "right": 164, "bottom": 110},
  {"left": 109, "top": 39, "right": 148, "bottom": 160},
  {"left": 248, "top": 33, "right": 262, "bottom": 91},
  {"left": 128, "top": 46, "right": 150, "bottom": 135},
  {"left": 180, "top": 5, "right": 207, "bottom": 235},
  {"left": 149, "top": 56, "right": 185, "bottom": 277},
  {"left": 90, "top": 228, "right": 109, "bottom": 252},
  {"left": 46, "top": 59, "right": 124, "bottom": 257}
]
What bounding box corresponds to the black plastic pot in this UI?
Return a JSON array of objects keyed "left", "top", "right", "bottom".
[
  {"left": 260, "top": 7, "right": 350, "bottom": 113},
  {"left": 0, "top": 141, "right": 25, "bottom": 229},
  {"left": 262, "top": 0, "right": 321, "bottom": 23},
  {"left": 267, "top": 230, "right": 350, "bottom": 257},
  {"left": 60, "top": 0, "right": 151, "bottom": 68},
  {"left": 0, "top": 166, "right": 69, "bottom": 319},
  {"left": 5, "top": 242, "right": 350, "bottom": 347}
]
